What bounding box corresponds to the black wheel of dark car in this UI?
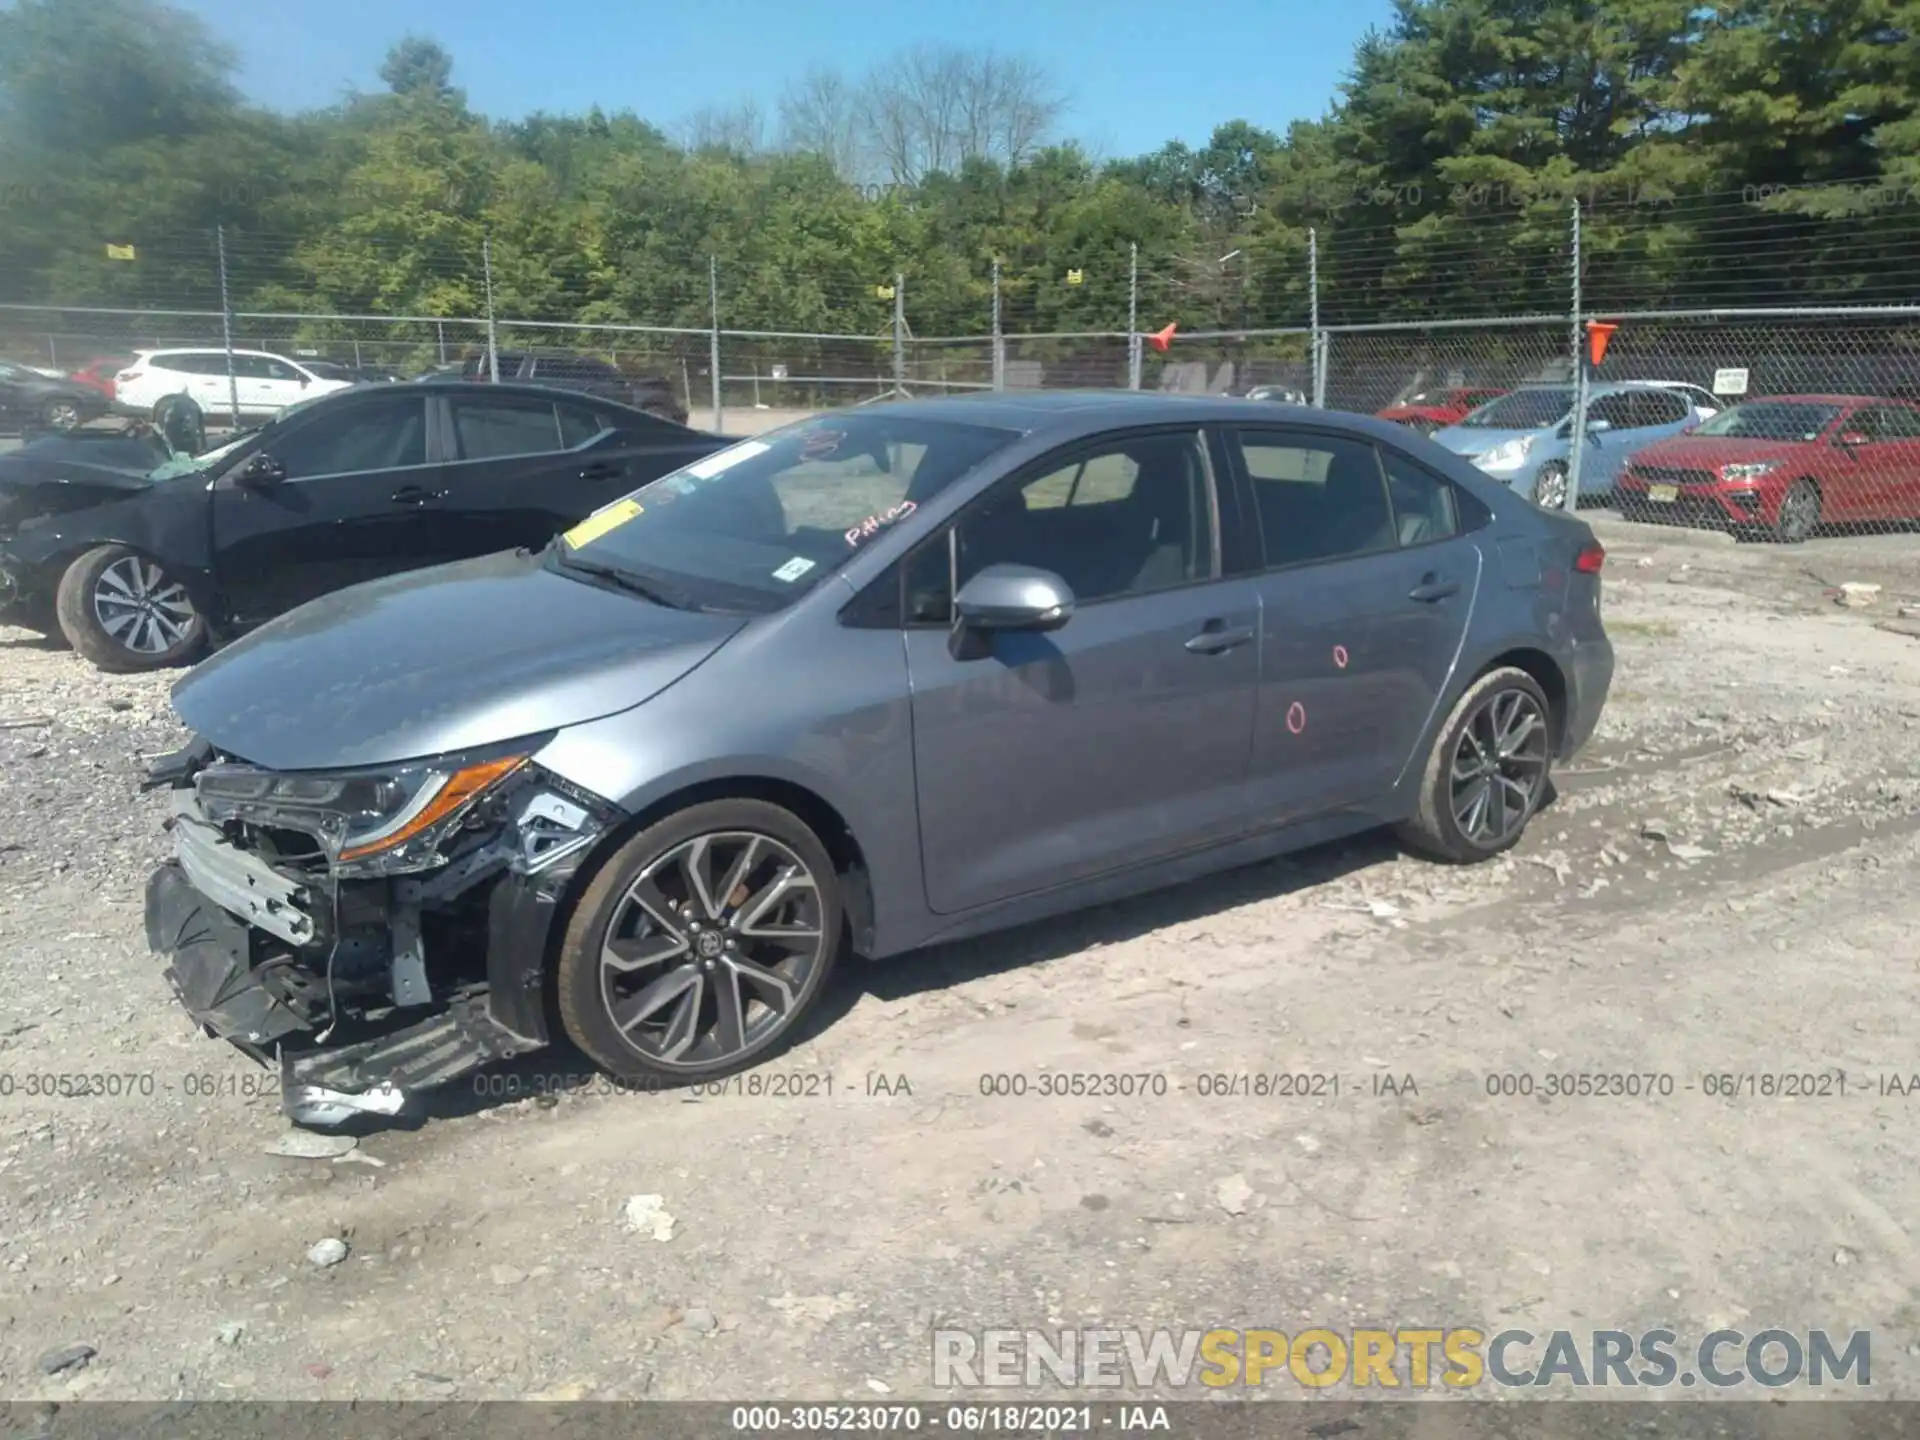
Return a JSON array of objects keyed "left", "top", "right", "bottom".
[
  {"left": 556, "top": 800, "right": 841, "bottom": 1086},
  {"left": 1396, "top": 666, "right": 1554, "bottom": 864},
  {"left": 54, "top": 544, "right": 208, "bottom": 672},
  {"left": 1773, "top": 478, "right": 1820, "bottom": 543},
  {"left": 1534, "top": 462, "right": 1571, "bottom": 511},
  {"left": 41, "top": 397, "right": 83, "bottom": 431}
]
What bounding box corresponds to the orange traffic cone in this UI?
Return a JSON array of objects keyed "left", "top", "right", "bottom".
[
  {"left": 1146, "top": 323, "right": 1178, "bottom": 353},
  {"left": 1586, "top": 320, "right": 1618, "bottom": 368}
]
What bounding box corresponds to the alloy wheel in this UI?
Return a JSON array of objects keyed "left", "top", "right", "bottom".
[
  {"left": 1776, "top": 482, "right": 1819, "bottom": 542},
  {"left": 598, "top": 831, "right": 828, "bottom": 1068},
  {"left": 1535, "top": 465, "right": 1570, "bottom": 510},
  {"left": 45, "top": 400, "right": 81, "bottom": 431},
  {"left": 92, "top": 556, "right": 197, "bottom": 655},
  {"left": 1449, "top": 688, "right": 1550, "bottom": 847}
]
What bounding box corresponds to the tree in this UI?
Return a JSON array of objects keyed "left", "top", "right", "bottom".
[
  {"left": 777, "top": 66, "right": 864, "bottom": 181},
  {"left": 379, "top": 36, "right": 461, "bottom": 104},
  {"left": 677, "top": 98, "right": 765, "bottom": 157},
  {"left": 857, "top": 44, "right": 1064, "bottom": 186},
  {"left": 0, "top": 0, "right": 237, "bottom": 154}
]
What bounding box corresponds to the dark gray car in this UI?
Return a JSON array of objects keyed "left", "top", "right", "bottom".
[{"left": 141, "top": 392, "right": 1614, "bottom": 1127}]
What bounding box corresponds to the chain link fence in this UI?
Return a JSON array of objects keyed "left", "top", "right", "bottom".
[{"left": 7, "top": 194, "right": 1920, "bottom": 537}]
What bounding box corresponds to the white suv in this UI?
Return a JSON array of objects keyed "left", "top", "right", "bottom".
[{"left": 113, "top": 348, "right": 355, "bottom": 421}]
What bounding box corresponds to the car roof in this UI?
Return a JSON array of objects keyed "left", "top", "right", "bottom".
[
  {"left": 827, "top": 389, "right": 1429, "bottom": 443},
  {"left": 1505, "top": 379, "right": 1703, "bottom": 395},
  {"left": 1730, "top": 393, "right": 1897, "bottom": 406},
  {"left": 140, "top": 347, "right": 296, "bottom": 360},
  {"left": 356, "top": 378, "right": 670, "bottom": 417}
]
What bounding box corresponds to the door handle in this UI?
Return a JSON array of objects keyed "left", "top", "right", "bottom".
[
  {"left": 578, "top": 462, "right": 624, "bottom": 481},
  {"left": 1185, "top": 621, "right": 1255, "bottom": 654},
  {"left": 1409, "top": 575, "right": 1459, "bottom": 603},
  {"left": 390, "top": 484, "right": 443, "bottom": 505}
]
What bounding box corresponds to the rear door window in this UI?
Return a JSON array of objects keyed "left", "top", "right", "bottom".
[
  {"left": 449, "top": 397, "right": 567, "bottom": 459},
  {"left": 557, "top": 402, "right": 614, "bottom": 449},
  {"left": 1235, "top": 429, "right": 1396, "bottom": 568},
  {"left": 1378, "top": 448, "right": 1461, "bottom": 546}
]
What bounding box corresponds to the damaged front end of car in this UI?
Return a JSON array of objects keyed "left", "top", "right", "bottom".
[{"left": 142, "top": 733, "right": 623, "bottom": 1128}]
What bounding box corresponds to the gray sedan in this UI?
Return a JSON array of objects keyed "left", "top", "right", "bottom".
[{"left": 142, "top": 392, "right": 1614, "bottom": 1125}]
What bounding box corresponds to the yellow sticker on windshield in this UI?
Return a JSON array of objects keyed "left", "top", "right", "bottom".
[{"left": 563, "top": 498, "right": 643, "bottom": 549}]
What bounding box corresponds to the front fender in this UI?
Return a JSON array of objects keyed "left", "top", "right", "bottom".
[{"left": 1, "top": 489, "right": 217, "bottom": 615}]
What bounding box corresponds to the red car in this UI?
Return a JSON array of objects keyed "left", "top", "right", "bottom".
[
  {"left": 67, "top": 354, "right": 136, "bottom": 401},
  {"left": 1617, "top": 394, "right": 1920, "bottom": 542},
  {"left": 1376, "top": 387, "right": 1507, "bottom": 433}
]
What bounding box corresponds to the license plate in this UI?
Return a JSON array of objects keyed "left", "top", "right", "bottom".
[{"left": 1648, "top": 484, "right": 1678, "bottom": 504}]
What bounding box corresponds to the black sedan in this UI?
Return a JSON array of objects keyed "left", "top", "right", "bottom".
[
  {"left": 0, "top": 381, "right": 734, "bottom": 672},
  {"left": 0, "top": 358, "right": 113, "bottom": 433}
]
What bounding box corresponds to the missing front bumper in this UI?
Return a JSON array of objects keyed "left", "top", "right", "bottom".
[
  {"left": 148, "top": 860, "right": 554, "bottom": 1126},
  {"left": 146, "top": 860, "right": 314, "bottom": 1054},
  {"left": 144, "top": 769, "right": 618, "bottom": 1128}
]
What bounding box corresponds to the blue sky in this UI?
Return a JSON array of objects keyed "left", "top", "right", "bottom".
[{"left": 175, "top": 0, "right": 1397, "bottom": 159}]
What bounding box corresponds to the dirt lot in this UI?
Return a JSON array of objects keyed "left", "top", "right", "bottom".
[{"left": 3, "top": 519, "right": 1920, "bottom": 1408}]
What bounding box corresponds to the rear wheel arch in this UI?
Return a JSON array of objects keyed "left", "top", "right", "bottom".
[{"left": 1476, "top": 647, "right": 1569, "bottom": 754}]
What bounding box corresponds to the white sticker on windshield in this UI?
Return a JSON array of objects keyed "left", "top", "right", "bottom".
[
  {"left": 772, "top": 557, "right": 816, "bottom": 583},
  {"left": 686, "top": 440, "right": 770, "bottom": 480}
]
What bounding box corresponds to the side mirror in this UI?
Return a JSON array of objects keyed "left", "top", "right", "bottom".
[
  {"left": 238, "top": 451, "right": 286, "bottom": 488},
  {"left": 1837, "top": 430, "right": 1869, "bottom": 449},
  {"left": 1586, "top": 418, "right": 1612, "bottom": 436},
  {"left": 953, "top": 564, "right": 1075, "bottom": 634}
]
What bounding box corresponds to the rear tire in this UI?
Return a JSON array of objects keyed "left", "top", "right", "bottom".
[
  {"left": 54, "top": 544, "right": 207, "bottom": 672},
  {"left": 555, "top": 799, "right": 842, "bottom": 1088},
  {"left": 41, "top": 397, "right": 83, "bottom": 431},
  {"left": 1396, "top": 666, "right": 1554, "bottom": 864}
]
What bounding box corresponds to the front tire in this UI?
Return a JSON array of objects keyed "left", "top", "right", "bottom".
[
  {"left": 54, "top": 545, "right": 207, "bottom": 672},
  {"left": 1773, "top": 479, "right": 1820, "bottom": 543},
  {"left": 556, "top": 800, "right": 842, "bottom": 1087},
  {"left": 1396, "top": 666, "right": 1554, "bottom": 863},
  {"left": 1534, "top": 462, "right": 1570, "bottom": 511}
]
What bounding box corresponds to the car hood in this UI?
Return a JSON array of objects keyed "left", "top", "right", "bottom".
[
  {"left": 0, "top": 441, "right": 159, "bottom": 487},
  {"left": 171, "top": 549, "right": 749, "bottom": 772},
  {"left": 1626, "top": 435, "right": 1812, "bottom": 469},
  {"left": 0, "top": 445, "right": 162, "bottom": 531},
  {"left": 1377, "top": 404, "right": 1455, "bottom": 421},
  {"left": 1430, "top": 425, "right": 1545, "bottom": 455}
]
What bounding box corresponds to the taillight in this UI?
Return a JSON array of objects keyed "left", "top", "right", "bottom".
[{"left": 1574, "top": 541, "right": 1606, "bottom": 574}]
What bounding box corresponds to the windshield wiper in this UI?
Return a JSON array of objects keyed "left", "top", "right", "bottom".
[{"left": 549, "top": 544, "right": 688, "bottom": 609}]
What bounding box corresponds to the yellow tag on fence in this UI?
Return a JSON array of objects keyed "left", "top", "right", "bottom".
[{"left": 563, "top": 498, "right": 643, "bottom": 549}]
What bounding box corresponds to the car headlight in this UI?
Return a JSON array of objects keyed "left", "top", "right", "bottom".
[
  {"left": 1719, "top": 461, "right": 1781, "bottom": 482},
  {"left": 194, "top": 743, "right": 543, "bottom": 876},
  {"left": 1478, "top": 436, "right": 1535, "bottom": 470}
]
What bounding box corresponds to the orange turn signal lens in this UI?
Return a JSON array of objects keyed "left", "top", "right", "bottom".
[{"left": 336, "top": 755, "right": 527, "bottom": 863}]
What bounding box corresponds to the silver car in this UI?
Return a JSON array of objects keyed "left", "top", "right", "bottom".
[{"left": 143, "top": 393, "right": 1614, "bottom": 1126}]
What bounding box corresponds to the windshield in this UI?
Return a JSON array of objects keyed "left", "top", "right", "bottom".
[
  {"left": 1692, "top": 402, "right": 1842, "bottom": 442},
  {"left": 549, "top": 412, "right": 1021, "bottom": 611},
  {"left": 145, "top": 428, "right": 256, "bottom": 480},
  {"left": 1458, "top": 388, "right": 1573, "bottom": 430}
]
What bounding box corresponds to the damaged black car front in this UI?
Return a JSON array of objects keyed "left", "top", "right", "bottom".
[{"left": 144, "top": 732, "right": 623, "bottom": 1127}]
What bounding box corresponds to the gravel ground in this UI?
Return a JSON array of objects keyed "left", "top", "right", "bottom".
[{"left": 3, "top": 518, "right": 1920, "bottom": 1408}]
